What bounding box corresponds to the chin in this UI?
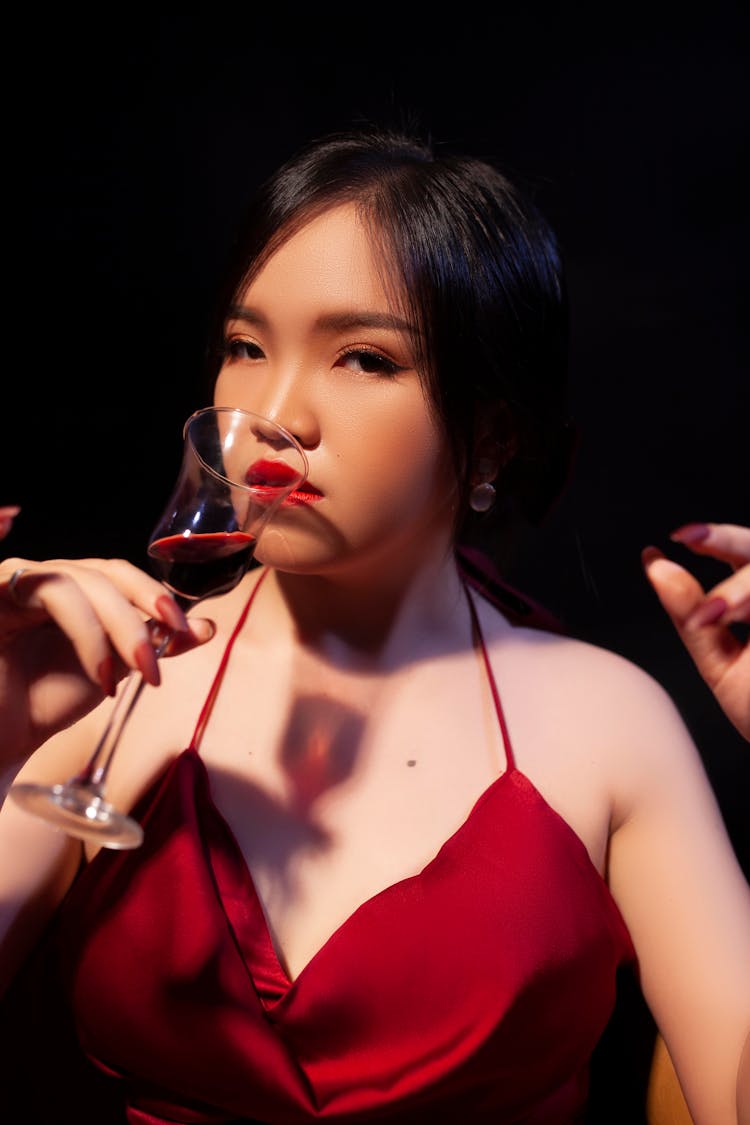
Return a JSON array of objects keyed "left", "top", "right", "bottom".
[{"left": 253, "top": 528, "right": 337, "bottom": 574}]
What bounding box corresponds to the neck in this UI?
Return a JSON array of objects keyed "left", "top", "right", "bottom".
[{"left": 264, "top": 545, "right": 467, "bottom": 668}]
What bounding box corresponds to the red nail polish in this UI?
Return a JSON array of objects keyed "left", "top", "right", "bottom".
[
  {"left": 641, "top": 545, "right": 664, "bottom": 567},
  {"left": 135, "top": 639, "right": 161, "bottom": 686},
  {"left": 156, "top": 594, "right": 188, "bottom": 632},
  {"left": 97, "top": 656, "right": 116, "bottom": 698},
  {"left": 686, "top": 596, "right": 728, "bottom": 629},
  {"left": 670, "top": 523, "right": 710, "bottom": 545}
]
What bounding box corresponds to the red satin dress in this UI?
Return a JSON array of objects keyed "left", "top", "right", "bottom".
[{"left": 50, "top": 567, "right": 635, "bottom": 1124}]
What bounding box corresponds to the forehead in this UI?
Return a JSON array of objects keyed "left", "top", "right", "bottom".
[{"left": 241, "top": 203, "right": 403, "bottom": 312}]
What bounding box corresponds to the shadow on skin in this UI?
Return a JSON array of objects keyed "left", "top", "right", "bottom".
[
  {"left": 205, "top": 691, "right": 367, "bottom": 918},
  {"left": 254, "top": 502, "right": 350, "bottom": 570}
]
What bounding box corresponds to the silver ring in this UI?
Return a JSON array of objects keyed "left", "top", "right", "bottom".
[{"left": 6, "top": 567, "right": 28, "bottom": 607}]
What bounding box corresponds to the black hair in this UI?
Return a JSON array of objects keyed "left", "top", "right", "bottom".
[{"left": 209, "top": 127, "right": 574, "bottom": 535}]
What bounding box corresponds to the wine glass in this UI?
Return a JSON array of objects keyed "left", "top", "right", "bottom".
[{"left": 10, "top": 405, "right": 308, "bottom": 849}]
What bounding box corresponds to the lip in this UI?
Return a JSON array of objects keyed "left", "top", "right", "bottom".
[
  {"left": 282, "top": 486, "right": 324, "bottom": 507},
  {"left": 245, "top": 458, "right": 323, "bottom": 505},
  {"left": 245, "top": 459, "right": 302, "bottom": 488}
]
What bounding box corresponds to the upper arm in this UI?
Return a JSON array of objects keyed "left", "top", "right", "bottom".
[
  {"left": 607, "top": 668, "right": 750, "bottom": 1124},
  {"left": 0, "top": 796, "right": 82, "bottom": 995},
  {"left": 0, "top": 711, "right": 104, "bottom": 994}
]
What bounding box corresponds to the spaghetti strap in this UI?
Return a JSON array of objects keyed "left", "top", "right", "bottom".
[
  {"left": 187, "top": 566, "right": 515, "bottom": 771},
  {"left": 464, "top": 582, "right": 516, "bottom": 774},
  {"left": 189, "top": 569, "right": 270, "bottom": 752}
]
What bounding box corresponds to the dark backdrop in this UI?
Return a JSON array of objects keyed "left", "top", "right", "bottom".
[{"left": 2, "top": 8, "right": 748, "bottom": 867}]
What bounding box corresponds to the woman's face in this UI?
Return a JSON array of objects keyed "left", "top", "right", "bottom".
[{"left": 214, "top": 203, "right": 458, "bottom": 578}]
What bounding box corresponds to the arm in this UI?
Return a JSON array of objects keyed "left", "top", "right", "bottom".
[
  {"left": 0, "top": 556, "right": 215, "bottom": 993},
  {"left": 606, "top": 667, "right": 750, "bottom": 1124}
]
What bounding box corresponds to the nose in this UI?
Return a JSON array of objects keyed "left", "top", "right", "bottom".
[
  {"left": 259, "top": 391, "right": 320, "bottom": 453},
  {"left": 249, "top": 411, "right": 308, "bottom": 465},
  {"left": 214, "top": 367, "right": 320, "bottom": 453}
]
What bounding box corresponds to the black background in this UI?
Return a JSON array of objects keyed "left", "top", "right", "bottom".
[{"left": 2, "top": 7, "right": 748, "bottom": 867}]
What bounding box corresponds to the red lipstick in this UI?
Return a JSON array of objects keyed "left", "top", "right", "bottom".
[
  {"left": 245, "top": 459, "right": 322, "bottom": 506},
  {"left": 283, "top": 484, "right": 323, "bottom": 507},
  {"left": 245, "top": 459, "right": 301, "bottom": 488}
]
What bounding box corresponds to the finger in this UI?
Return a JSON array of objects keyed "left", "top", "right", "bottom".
[
  {"left": 2, "top": 560, "right": 215, "bottom": 689},
  {"left": 0, "top": 506, "right": 21, "bottom": 540},
  {"left": 2, "top": 569, "right": 126, "bottom": 696},
  {"left": 642, "top": 548, "right": 743, "bottom": 691},
  {"left": 0, "top": 561, "right": 181, "bottom": 689},
  {"left": 3, "top": 558, "right": 188, "bottom": 636},
  {"left": 162, "top": 618, "right": 216, "bottom": 655},
  {"left": 670, "top": 522, "right": 750, "bottom": 570},
  {"left": 702, "top": 562, "right": 750, "bottom": 626},
  {"left": 642, "top": 547, "right": 704, "bottom": 621},
  {"left": 0, "top": 558, "right": 40, "bottom": 610},
  {"left": 72, "top": 558, "right": 190, "bottom": 631}
]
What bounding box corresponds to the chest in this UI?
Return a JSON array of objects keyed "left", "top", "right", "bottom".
[
  {"left": 63, "top": 741, "right": 628, "bottom": 1124},
  {"left": 197, "top": 643, "right": 507, "bottom": 974},
  {"left": 105, "top": 621, "right": 613, "bottom": 981}
]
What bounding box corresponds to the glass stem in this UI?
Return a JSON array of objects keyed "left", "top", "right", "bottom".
[{"left": 72, "top": 625, "right": 175, "bottom": 791}]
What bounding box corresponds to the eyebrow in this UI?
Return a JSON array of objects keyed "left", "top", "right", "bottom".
[{"left": 226, "top": 304, "right": 418, "bottom": 336}]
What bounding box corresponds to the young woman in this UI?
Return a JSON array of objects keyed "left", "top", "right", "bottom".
[{"left": 1, "top": 129, "right": 748, "bottom": 1124}]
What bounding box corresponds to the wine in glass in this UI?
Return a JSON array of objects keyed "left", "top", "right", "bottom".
[{"left": 10, "top": 405, "right": 307, "bottom": 849}]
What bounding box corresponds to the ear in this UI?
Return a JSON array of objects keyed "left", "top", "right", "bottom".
[{"left": 470, "top": 401, "right": 519, "bottom": 485}]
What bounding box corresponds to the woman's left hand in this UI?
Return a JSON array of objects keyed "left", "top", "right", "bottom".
[{"left": 642, "top": 522, "right": 750, "bottom": 741}]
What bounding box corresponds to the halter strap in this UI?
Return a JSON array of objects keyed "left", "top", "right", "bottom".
[
  {"left": 189, "top": 566, "right": 516, "bottom": 774},
  {"left": 464, "top": 582, "right": 516, "bottom": 774},
  {"left": 189, "top": 568, "right": 270, "bottom": 751}
]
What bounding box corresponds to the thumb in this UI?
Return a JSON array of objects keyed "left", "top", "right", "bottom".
[
  {"left": 641, "top": 547, "right": 740, "bottom": 690},
  {"left": 159, "top": 617, "right": 216, "bottom": 658},
  {"left": 641, "top": 547, "right": 704, "bottom": 622}
]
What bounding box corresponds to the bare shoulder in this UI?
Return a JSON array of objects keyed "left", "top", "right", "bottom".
[
  {"left": 467, "top": 565, "right": 750, "bottom": 1121},
  {"left": 474, "top": 591, "right": 689, "bottom": 737},
  {"left": 471, "top": 593, "right": 707, "bottom": 823}
]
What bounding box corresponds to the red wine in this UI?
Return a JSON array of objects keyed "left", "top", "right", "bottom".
[{"left": 148, "top": 531, "right": 256, "bottom": 601}]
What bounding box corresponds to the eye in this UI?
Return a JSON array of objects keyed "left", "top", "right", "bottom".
[
  {"left": 222, "top": 337, "right": 265, "bottom": 363},
  {"left": 336, "top": 348, "right": 405, "bottom": 378}
]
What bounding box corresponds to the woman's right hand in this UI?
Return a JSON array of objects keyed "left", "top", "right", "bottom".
[
  {"left": 0, "top": 506, "right": 21, "bottom": 541},
  {"left": 0, "top": 557, "right": 215, "bottom": 777}
]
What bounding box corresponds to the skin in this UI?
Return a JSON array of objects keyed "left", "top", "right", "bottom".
[
  {"left": 0, "top": 206, "right": 748, "bottom": 1123},
  {"left": 214, "top": 205, "right": 458, "bottom": 588},
  {"left": 642, "top": 522, "right": 750, "bottom": 740},
  {"left": 0, "top": 506, "right": 20, "bottom": 541}
]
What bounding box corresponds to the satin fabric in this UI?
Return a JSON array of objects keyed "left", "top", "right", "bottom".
[{"left": 50, "top": 569, "right": 635, "bottom": 1123}]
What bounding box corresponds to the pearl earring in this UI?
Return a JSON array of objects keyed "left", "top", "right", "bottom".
[
  {"left": 469, "top": 481, "right": 496, "bottom": 512},
  {"left": 469, "top": 454, "right": 498, "bottom": 513}
]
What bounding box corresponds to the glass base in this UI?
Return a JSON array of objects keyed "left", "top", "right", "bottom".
[{"left": 9, "top": 781, "right": 144, "bottom": 849}]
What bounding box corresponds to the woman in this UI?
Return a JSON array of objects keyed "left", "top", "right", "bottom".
[{"left": 1, "top": 129, "right": 748, "bottom": 1123}]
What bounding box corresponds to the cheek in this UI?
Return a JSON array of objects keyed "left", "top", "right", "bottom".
[
  {"left": 213, "top": 369, "right": 247, "bottom": 411},
  {"left": 343, "top": 407, "right": 456, "bottom": 518}
]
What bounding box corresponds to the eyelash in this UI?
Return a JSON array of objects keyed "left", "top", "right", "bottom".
[
  {"left": 222, "top": 338, "right": 264, "bottom": 363},
  {"left": 221, "top": 337, "right": 405, "bottom": 379},
  {"left": 336, "top": 346, "right": 404, "bottom": 378}
]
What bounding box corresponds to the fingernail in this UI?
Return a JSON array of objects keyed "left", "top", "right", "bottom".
[
  {"left": 670, "top": 523, "right": 710, "bottom": 545},
  {"left": 641, "top": 545, "right": 664, "bottom": 567},
  {"left": 641, "top": 554, "right": 685, "bottom": 584},
  {"left": 96, "top": 655, "right": 116, "bottom": 697},
  {"left": 156, "top": 594, "right": 188, "bottom": 632},
  {"left": 685, "top": 596, "right": 728, "bottom": 629},
  {"left": 135, "top": 638, "right": 161, "bottom": 686}
]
